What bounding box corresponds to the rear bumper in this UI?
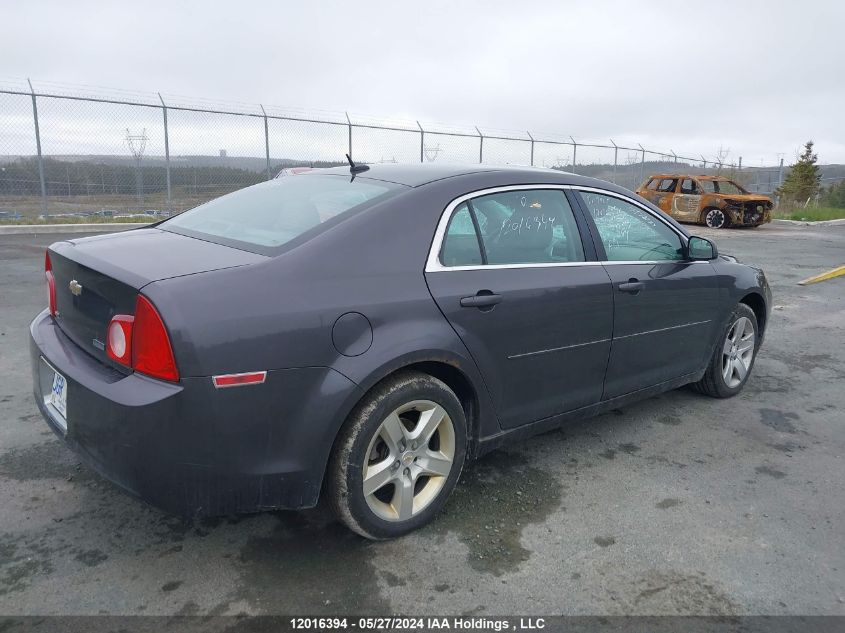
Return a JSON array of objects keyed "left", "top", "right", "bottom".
[{"left": 30, "top": 309, "right": 362, "bottom": 517}]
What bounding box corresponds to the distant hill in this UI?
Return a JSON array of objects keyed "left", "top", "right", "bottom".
[{"left": 1, "top": 154, "right": 843, "bottom": 198}]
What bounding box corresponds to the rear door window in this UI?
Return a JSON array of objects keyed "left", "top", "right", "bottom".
[{"left": 438, "top": 189, "right": 585, "bottom": 266}]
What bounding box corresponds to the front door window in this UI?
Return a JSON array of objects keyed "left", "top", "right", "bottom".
[{"left": 579, "top": 192, "right": 684, "bottom": 262}]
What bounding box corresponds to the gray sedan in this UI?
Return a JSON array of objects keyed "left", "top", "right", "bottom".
[{"left": 30, "top": 163, "right": 771, "bottom": 539}]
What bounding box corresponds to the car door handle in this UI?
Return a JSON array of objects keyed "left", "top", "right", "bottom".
[
  {"left": 460, "top": 292, "right": 502, "bottom": 308},
  {"left": 617, "top": 279, "right": 645, "bottom": 294}
]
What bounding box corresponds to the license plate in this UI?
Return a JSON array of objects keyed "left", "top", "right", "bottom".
[{"left": 50, "top": 368, "right": 68, "bottom": 420}]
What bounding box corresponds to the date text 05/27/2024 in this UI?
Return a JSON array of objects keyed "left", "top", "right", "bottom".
[{"left": 289, "top": 617, "right": 547, "bottom": 631}]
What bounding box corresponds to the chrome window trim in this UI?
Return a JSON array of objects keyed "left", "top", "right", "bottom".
[{"left": 425, "top": 183, "right": 695, "bottom": 273}]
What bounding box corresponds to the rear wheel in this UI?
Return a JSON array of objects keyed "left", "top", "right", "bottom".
[
  {"left": 692, "top": 303, "right": 758, "bottom": 398},
  {"left": 703, "top": 207, "right": 730, "bottom": 229},
  {"left": 327, "top": 371, "right": 467, "bottom": 539}
]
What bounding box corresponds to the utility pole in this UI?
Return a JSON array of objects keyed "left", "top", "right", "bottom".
[{"left": 126, "top": 128, "right": 148, "bottom": 206}]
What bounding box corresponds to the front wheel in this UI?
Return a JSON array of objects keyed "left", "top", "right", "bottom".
[
  {"left": 692, "top": 303, "right": 759, "bottom": 398},
  {"left": 703, "top": 207, "right": 730, "bottom": 229},
  {"left": 327, "top": 371, "right": 467, "bottom": 539}
]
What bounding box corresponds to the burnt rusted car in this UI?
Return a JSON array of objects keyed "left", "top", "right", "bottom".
[{"left": 636, "top": 174, "right": 773, "bottom": 228}]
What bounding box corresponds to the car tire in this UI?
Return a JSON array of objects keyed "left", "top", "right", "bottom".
[
  {"left": 692, "top": 303, "right": 759, "bottom": 398},
  {"left": 703, "top": 207, "right": 730, "bottom": 229},
  {"left": 327, "top": 370, "right": 467, "bottom": 539}
]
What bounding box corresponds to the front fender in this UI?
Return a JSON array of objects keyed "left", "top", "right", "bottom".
[{"left": 710, "top": 258, "right": 772, "bottom": 344}]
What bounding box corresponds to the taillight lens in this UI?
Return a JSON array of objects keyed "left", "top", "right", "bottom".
[
  {"left": 45, "top": 251, "right": 57, "bottom": 317},
  {"left": 132, "top": 295, "right": 179, "bottom": 382},
  {"left": 105, "top": 295, "right": 179, "bottom": 382},
  {"left": 106, "top": 315, "right": 134, "bottom": 366}
]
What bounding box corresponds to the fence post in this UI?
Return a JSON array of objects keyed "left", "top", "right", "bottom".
[
  {"left": 610, "top": 139, "right": 618, "bottom": 184},
  {"left": 672, "top": 150, "right": 677, "bottom": 165},
  {"left": 638, "top": 143, "right": 645, "bottom": 184},
  {"left": 158, "top": 93, "right": 172, "bottom": 209},
  {"left": 738, "top": 156, "right": 742, "bottom": 172},
  {"left": 701, "top": 155, "right": 707, "bottom": 171},
  {"left": 260, "top": 104, "right": 270, "bottom": 179},
  {"left": 475, "top": 127, "right": 483, "bottom": 164},
  {"left": 345, "top": 112, "right": 353, "bottom": 159},
  {"left": 527, "top": 131, "right": 535, "bottom": 167},
  {"left": 569, "top": 137, "right": 577, "bottom": 174},
  {"left": 778, "top": 158, "right": 784, "bottom": 188},
  {"left": 417, "top": 121, "right": 424, "bottom": 163},
  {"left": 27, "top": 79, "right": 48, "bottom": 216}
]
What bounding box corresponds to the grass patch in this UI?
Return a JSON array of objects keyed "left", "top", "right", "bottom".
[{"left": 775, "top": 206, "right": 845, "bottom": 222}]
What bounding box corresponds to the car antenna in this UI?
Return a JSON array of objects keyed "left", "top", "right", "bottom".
[{"left": 346, "top": 153, "right": 369, "bottom": 175}]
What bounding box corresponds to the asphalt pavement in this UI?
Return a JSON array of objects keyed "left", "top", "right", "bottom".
[{"left": 1, "top": 223, "right": 843, "bottom": 615}]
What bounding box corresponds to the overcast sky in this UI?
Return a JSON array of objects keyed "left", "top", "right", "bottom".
[{"left": 2, "top": 0, "right": 844, "bottom": 164}]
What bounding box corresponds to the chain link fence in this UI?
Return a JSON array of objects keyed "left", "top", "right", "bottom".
[{"left": 0, "top": 79, "right": 790, "bottom": 221}]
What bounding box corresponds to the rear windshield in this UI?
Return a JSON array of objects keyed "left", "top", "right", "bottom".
[{"left": 161, "top": 174, "right": 403, "bottom": 254}]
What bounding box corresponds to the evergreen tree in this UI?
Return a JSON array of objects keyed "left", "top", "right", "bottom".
[
  {"left": 821, "top": 180, "right": 845, "bottom": 208},
  {"left": 776, "top": 141, "right": 821, "bottom": 206}
]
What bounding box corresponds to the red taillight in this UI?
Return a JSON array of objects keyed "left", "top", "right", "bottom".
[
  {"left": 45, "top": 251, "right": 57, "bottom": 317},
  {"left": 106, "top": 315, "right": 134, "bottom": 366},
  {"left": 132, "top": 295, "right": 179, "bottom": 382},
  {"left": 105, "top": 295, "right": 179, "bottom": 382}
]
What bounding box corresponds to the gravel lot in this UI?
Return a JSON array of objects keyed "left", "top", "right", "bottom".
[{"left": 1, "top": 223, "right": 843, "bottom": 616}]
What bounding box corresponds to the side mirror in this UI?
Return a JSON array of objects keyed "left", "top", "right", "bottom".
[{"left": 687, "top": 236, "right": 718, "bottom": 260}]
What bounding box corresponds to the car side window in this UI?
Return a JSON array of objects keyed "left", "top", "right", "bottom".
[
  {"left": 680, "top": 178, "right": 699, "bottom": 194},
  {"left": 579, "top": 192, "right": 684, "bottom": 262},
  {"left": 440, "top": 203, "right": 483, "bottom": 267},
  {"left": 645, "top": 178, "right": 659, "bottom": 190},
  {"left": 657, "top": 178, "right": 678, "bottom": 193},
  {"left": 472, "top": 189, "right": 585, "bottom": 264}
]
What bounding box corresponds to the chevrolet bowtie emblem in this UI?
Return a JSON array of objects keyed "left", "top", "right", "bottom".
[{"left": 69, "top": 279, "right": 83, "bottom": 296}]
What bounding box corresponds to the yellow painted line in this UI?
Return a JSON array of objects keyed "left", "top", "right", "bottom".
[{"left": 798, "top": 265, "right": 845, "bottom": 285}]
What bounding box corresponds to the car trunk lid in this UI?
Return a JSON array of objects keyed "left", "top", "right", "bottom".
[{"left": 49, "top": 228, "right": 265, "bottom": 365}]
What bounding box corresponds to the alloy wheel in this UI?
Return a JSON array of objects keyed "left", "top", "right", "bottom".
[
  {"left": 362, "top": 400, "right": 455, "bottom": 522},
  {"left": 721, "top": 316, "right": 755, "bottom": 388}
]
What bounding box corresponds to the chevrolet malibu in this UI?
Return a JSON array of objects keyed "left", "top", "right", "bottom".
[{"left": 31, "top": 164, "right": 771, "bottom": 539}]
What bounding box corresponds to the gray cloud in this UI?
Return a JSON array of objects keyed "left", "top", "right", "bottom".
[{"left": 2, "top": 0, "right": 843, "bottom": 163}]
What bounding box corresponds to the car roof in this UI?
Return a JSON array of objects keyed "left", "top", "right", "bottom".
[
  {"left": 647, "top": 173, "right": 733, "bottom": 181},
  {"left": 307, "top": 163, "right": 690, "bottom": 236},
  {"left": 302, "top": 163, "right": 580, "bottom": 188}
]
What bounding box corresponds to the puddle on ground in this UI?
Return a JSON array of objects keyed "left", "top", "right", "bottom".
[
  {"left": 759, "top": 409, "right": 800, "bottom": 434},
  {"left": 0, "top": 440, "right": 93, "bottom": 483},
  {"left": 425, "top": 449, "right": 562, "bottom": 577},
  {"left": 234, "top": 510, "right": 389, "bottom": 614}
]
